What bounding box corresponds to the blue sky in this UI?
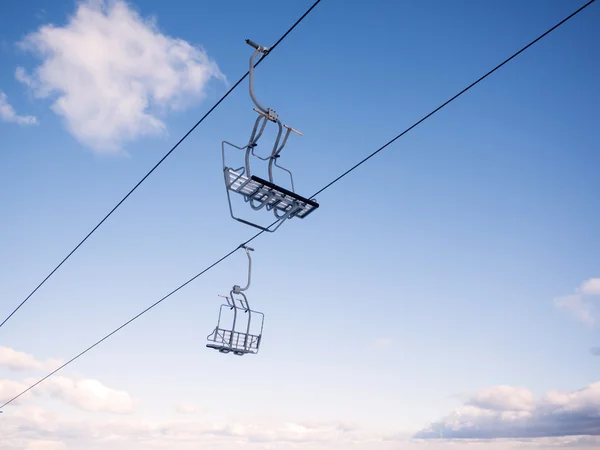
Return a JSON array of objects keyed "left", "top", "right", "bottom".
[{"left": 0, "top": 0, "right": 599, "bottom": 448}]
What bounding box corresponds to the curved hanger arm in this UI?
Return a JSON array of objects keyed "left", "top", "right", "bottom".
[{"left": 234, "top": 246, "right": 254, "bottom": 292}]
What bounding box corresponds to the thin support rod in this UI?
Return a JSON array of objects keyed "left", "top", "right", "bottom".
[
  {"left": 267, "top": 121, "right": 284, "bottom": 182},
  {"left": 268, "top": 126, "right": 294, "bottom": 184},
  {"left": 274, "top": 159, "right": 295, "bottom": 192},
  {"left": 229, "top": 290, "right": 238, "bottom": 347},
  {"left": 245, "top": 115, "right": 268, "bottom": 177},
  {"left": 244, "top": 299, "right": 252, "bottom": 350}
]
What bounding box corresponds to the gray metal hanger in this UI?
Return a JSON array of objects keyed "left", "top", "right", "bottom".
[
  {"left": 221, "top": 40, "right": 319, "bottom": 232},
  {"left": 206, "top": 246, "right": 264, "bottom": 356}
]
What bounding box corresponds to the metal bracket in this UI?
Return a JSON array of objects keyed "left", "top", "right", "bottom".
[
  {"left": 253, "top": 107, "right": 278, "bottom": 123},
  {"left": 246, "top": 39, "right": 270, "bottom": 54}
]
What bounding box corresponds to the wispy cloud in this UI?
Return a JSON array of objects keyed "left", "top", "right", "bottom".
[
  {"left": 554, "top": 278, "right": 600, "bottom": 326},
  {"left": 16, "top": 0, "right": 224, "bottom": 154},
  {"left": 0, "top": 90, "right": 38, "bottom": 125},
  {"left": 414, "top": 381, "right": 600, "bottom": 439}
]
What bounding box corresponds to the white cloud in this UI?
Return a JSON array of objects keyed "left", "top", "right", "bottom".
[
  {"left": 0, "top": 374, "right": 134, "bottom": 414},
  {"left": 554, "top": 278, "right": 600, "bottom": 326},
  {"left": 414, "top": 381, "right": 600, "bottom": 439},
  {"left": 2, "top": 398, "right": 600, "bottom": 450},
  {"left": 0, "top": 347, "right": 134, "bottom": 415},
  {"left": 0, "top": 379, "right": 34, "bottom": 405},
  {"left": 555, "top": 294, "right": 595, "bottom": 325},
  {"left": 16, "top": 0, "right": 224, "bottom": 153},
  {"left": 0, "top": 346, "right": 61, "bottom": 372},
  {"left": 581, "top": 278, "right": 600, "bottom": 296},
  {"left": 0, "top": 408, "right": 383, "bottom": 450},
  {"left": 42, "top": 376, "right": 135, "bottom": 414},
  {"left": 468, "top": 385, "right": 534, "bottom": 412},
  {"left": 174, "top": 402, "right": 198, "bottom": 414},
  {"left": 3, "top": 407, "right": 600, "bottom": 450},
  {"left": 0, "top": 90, "right": 38, "bottom": 125}
]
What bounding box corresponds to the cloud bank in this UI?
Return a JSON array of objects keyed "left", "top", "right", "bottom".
[
  {"left": 16, "top": 0, "right": 224, "bottom": 153},
  {"left": 3, "top": 407, "right": 600, "bottom": 450},
  {"left": 0, "top": 407, "right": 380, "bottom": 450},
  {"left": 415, "top": 381, "right": 600, "bottom": 439}
]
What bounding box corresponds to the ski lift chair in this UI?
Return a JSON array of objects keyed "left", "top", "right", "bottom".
[
  {"left": 221, "top": 39, "right": 319, "bottom": 233},
  {"left": 206, "top": 246, "right": 264, "bottom": 356}
]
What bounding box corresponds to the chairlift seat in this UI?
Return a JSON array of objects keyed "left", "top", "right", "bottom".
[
  {"left": 206, "top": 327, "right": 261, "bottom": 356},
  {"left": 225, "top": 167, "right": 319, "bottom": 219}
]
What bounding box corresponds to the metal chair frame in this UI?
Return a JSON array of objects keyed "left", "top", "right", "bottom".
[
  {"left": 221, "top": 40, "right": 319, "bottom": 233},
  {"left": 206, "top": 246, "right": 264, "bottom": 356}
]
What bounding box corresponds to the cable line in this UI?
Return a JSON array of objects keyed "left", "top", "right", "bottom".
[
  {"left": 311, "top": 0, "right": 596, "bottom": 199},
  {"left": 0, "top": 0, "right": 594, "bottom": 411}
]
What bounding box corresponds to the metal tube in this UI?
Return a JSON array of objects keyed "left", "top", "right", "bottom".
[
  {"left": 240, "top": 292, "right": 252, "bottom": 350},
  {"left": 222, "top": 141, "right": 248, "bottom": 172},
  {"left": 268, "top": 120, "right": 284, "bottom": 182},
  {"left": 268, "top": 127, "right": 293, "bottom": 183},
  {"left": 273, "top": 160, "right": 295, "bottom": 192},
  {"left": 276, "top": 128, "right": 293, "bottom": 157},
  {"left": 229, "top": 289, "right": 238, "bottom": 347},
  {"left": 248, "top": 49, "right": 268, "bottom": 114},
  {"left": 246, "top": 39, "right": 260, "bottom": 50},
  {"left": 245, "top": 115, "right": 268, "bottom": 176},
  {"left": 247, "top": 114, "right": 262, "bottom": 146},
  {"left": 244, "top": 145, "right": 253, "bottom": 178},
  {"left": 253, "top": 115, "right": 268, "bottom": 143},
  {"left": 237, "top": 246, "right": 253, "bottom": 292}
]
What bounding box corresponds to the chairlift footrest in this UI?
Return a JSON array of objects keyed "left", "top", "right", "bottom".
[
  {"left": 225, "top": 168, "right": 319, "bottom": 219},
  {"left": 207, "top": 327, "right": 261, "bottom": 355},
  {"left": 206, "top": 343, "right": 250, "bottom": 355}
]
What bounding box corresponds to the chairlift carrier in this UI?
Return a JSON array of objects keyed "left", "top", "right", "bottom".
[
  {"left": 206, "top": 245, "right": 264, "bottom": 355},
  {"left": 222, "top": 39, "right": 319, "bottom": 232}
]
